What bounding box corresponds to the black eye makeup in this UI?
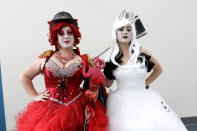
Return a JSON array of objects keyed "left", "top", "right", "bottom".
[
  {"left": 67, "top": 31, "right": 73, "bottom": 35},
  {"left": 118, "top": 28, "right": 124, "bottom": 32},
  {"left": 58, "top": 32, "right": 64, "bottom": 36},
  {"left": 127, "top": 29, "right": 131, "bottom": 32},
  {"left": 118, "top": 26, "right": 132, "bottom": 32},
  {"left": 58, "top": 30, "right": 73, "bottom": 36}
]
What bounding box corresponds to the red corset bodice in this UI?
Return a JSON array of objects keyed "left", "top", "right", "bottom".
[
  {"left": 16, "top": 53, "right": 109, "bottom": 131},
  {"left": 43, "top": 59, "right": 85, "bottom": 105}
]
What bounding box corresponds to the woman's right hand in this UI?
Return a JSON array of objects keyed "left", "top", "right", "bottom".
[
  {"left": 85, "top": 89, "right": 98, "bottom": 103},
  {"left": 32, "top": 90, "right": 50, "bottom": 102}
]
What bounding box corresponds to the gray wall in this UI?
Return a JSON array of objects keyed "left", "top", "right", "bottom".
[{"left": 0, "top": 0, "right": 197, "bottom": 129}]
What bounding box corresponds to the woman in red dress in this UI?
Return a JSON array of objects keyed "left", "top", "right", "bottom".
[{"left": 15, "top": 11, "right": 108, "bottom": 131}]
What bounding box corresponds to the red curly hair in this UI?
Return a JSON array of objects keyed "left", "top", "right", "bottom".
[{"left": 48, "top": 20, "right": 81, "bottom": 51}]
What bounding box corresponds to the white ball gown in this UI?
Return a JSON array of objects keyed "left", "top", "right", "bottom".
[{"left": 106, "top": 51, "right": 187, "bottom": 131}]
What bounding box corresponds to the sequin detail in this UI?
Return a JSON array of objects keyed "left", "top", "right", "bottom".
[
  {"left": 48, "top": 91, "right": 82, "bottom": 106},
  {"left": 45, "top": 59, "right": 80, "bottom": 78}
]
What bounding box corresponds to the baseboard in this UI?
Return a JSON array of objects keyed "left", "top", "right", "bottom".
[{"left": 181, "top": 116, "right": 197, "bottom": 125}]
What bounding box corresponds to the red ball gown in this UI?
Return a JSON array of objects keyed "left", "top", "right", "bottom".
[{"left": 15, "top": 51, "right": 108, "bottom": 131}]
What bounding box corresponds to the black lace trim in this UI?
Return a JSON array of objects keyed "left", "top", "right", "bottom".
[
  {"left": 103, "top": 61, "right": 118, "bottom": 80},
  {"left": 138, "top": 52, "right": 155, "bottom": 72}
]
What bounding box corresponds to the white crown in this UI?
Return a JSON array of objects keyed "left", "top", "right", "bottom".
[{"left": 118, "top": 9, "right": 135, "bottom": 24}]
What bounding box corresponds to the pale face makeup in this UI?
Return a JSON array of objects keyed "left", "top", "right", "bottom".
[
  {"left": 116, "top": 24, "right": 132, "bottom": 44},
  {"left": 57, "top": 26, "right": 74, "bottom": 48}
]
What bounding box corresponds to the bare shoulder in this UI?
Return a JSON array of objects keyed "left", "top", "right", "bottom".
[
  {"left": 141, "top": 47, "right": 162, "bottom": 70},
  {"left": 21, "top": 57, "right": 45, "bottom": 80},
  {"left": 38, "top": 49, "right": 54, "bottom": 69},
  {"left": 141, "top": 47, "right": 152, "bottom": 56},
  {"left": 37, "top": 57, "right": 47, "bottom": 70},
  {"left": 31, "top": 57, "right": 46, "bottom": 71},
  {"left": 141, "top": 47, "right": 157, "bottom": 61}
]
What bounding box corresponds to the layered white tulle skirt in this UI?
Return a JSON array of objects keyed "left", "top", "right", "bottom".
[{"left": 106, "top": 88, "right": 187, "bottom": 131}]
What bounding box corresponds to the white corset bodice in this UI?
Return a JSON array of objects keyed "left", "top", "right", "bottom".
[{"left": 113, "top": 55, "right": 149, "bottom": 95}]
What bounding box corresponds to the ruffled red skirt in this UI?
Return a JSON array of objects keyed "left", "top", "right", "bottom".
[{"left": 15, "top": 94, "right": 108, "bottom": 131}]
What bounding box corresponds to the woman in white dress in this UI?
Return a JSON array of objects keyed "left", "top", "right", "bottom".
[{"left": 103, "top": 10, "right": 187, "bottom": 131}]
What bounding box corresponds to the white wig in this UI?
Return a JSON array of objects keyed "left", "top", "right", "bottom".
[{"left": 104, "top": 10, "right": 141, "bottom": 66}]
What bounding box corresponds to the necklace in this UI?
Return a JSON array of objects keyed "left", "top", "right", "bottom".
[{"left": 55, "top": 51, "right": 76, "bottom": 64}]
